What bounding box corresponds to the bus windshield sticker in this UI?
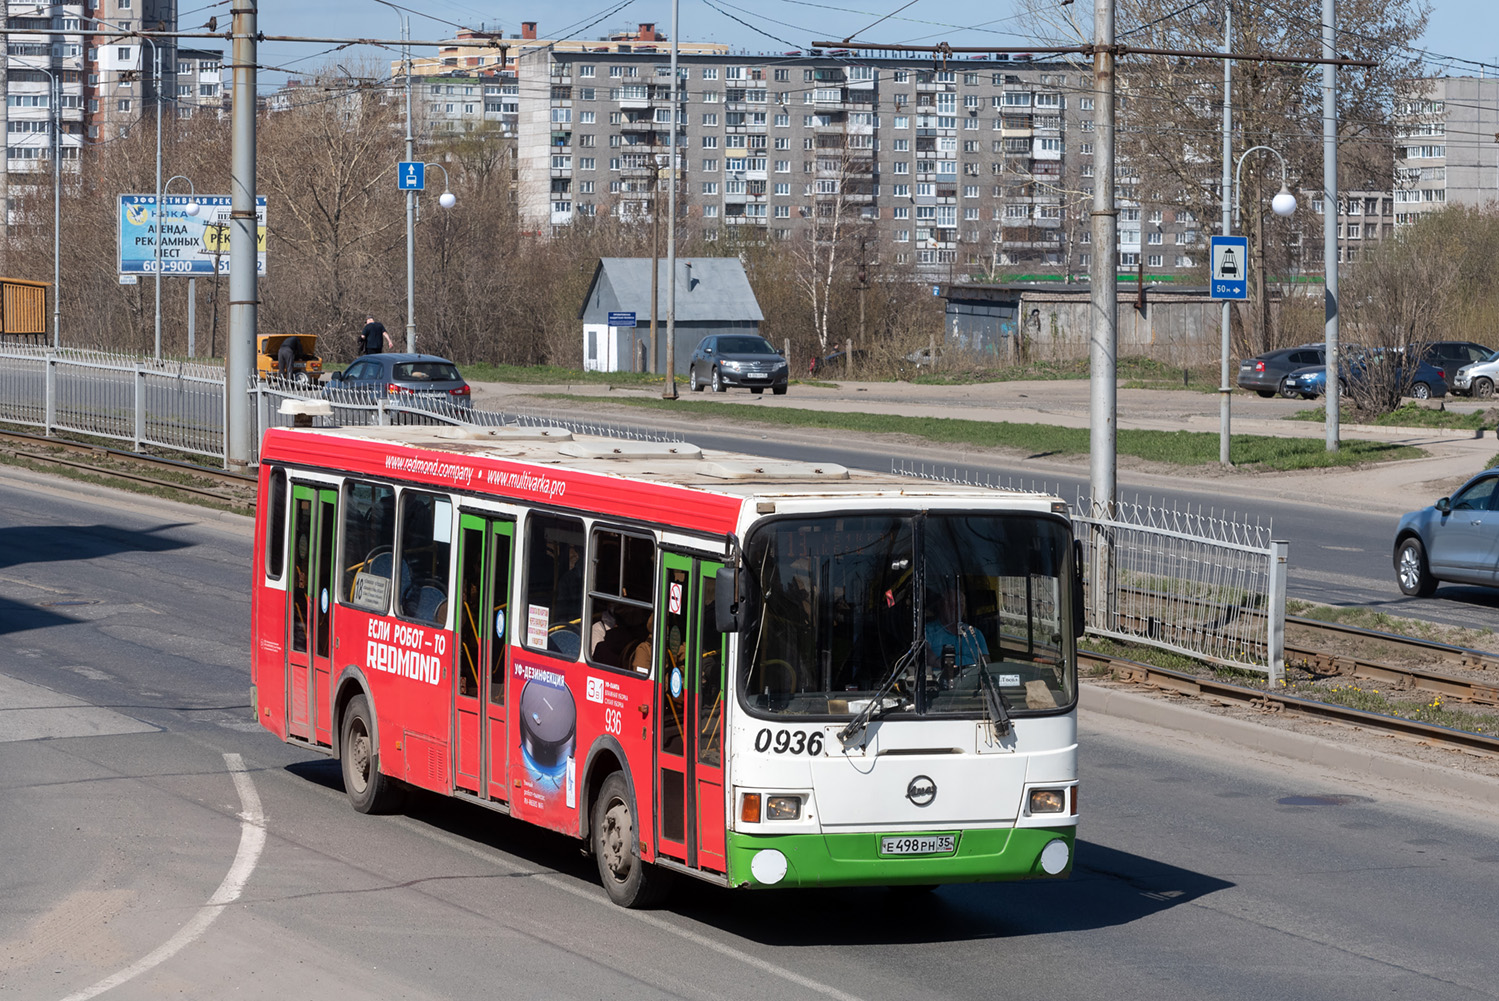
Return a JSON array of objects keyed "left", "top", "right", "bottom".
[
  {"left": 527, "top": 604, "right": 550, "bottom": 647},
  {"left": 350, "top": 572, "right": 391, "bottom": 612}
]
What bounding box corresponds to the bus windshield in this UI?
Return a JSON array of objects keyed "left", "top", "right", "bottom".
[{"left": 739, "top": 512, "right": 1075, "bottom": 720}]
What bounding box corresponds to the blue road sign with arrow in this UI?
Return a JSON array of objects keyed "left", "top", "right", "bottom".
[
  {"left": 1210, "top": 235, "right": 1248, "bottom": 300},
  {"left": 398, "top": 162, "right": 425, "bottom": 191}
]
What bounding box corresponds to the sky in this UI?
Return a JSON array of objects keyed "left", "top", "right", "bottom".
[{"left": 237, "top": 0, "right": 1497, "bottom": 90}]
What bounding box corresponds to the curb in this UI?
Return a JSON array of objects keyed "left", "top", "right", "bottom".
[{"left": 1081, "top": 683, "right": 1499, "bottom": 803}]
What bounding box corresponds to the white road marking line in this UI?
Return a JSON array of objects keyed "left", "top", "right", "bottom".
[{"left": 58, "top": 753, "right": 266, "bottom": 1001}]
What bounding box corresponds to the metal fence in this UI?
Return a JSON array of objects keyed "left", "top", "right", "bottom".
[
  {"left": 0, "top": 344, "right": 225, "bottom": 460},
  {"left": 892, "top": 462, "right": 1288, "bottom": 682},
  {"left": 1074, "top": 500, "right": 1288, "bottom": 683}
]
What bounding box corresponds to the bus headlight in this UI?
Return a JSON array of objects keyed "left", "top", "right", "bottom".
[
  {"left": 765, "top": 795, "right": 801, "bottom": 820},
  {"left": 1029, "top": 788, "right": 1066, "bottom": 814}
]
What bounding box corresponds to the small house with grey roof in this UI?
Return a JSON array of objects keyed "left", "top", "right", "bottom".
[{"left": 579, "top": 257, "right": 764, "bottom": 374}]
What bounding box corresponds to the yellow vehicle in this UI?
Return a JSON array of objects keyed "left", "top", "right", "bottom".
[{"left": 257, "top": 333, "right": 323, "bottom": 386}]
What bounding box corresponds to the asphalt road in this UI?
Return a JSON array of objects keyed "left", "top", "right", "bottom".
[{"left": 4, "top": 472, "right": 1499, "bottom": 999}]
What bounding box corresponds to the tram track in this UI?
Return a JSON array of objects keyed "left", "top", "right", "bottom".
[
  {"left": 1084, "top": 615, "right": 1499, "bottom": 757},
  {"left": 0, "top": 428, "right": 255, "bottom": 507}
]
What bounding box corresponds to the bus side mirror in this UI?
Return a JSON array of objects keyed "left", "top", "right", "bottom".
[
  {"left": 715, "top": 566, "right": 753, "bottom": 633},
  {"left": 1072, "top": 539, "right": 1087, "bottom": 639}
]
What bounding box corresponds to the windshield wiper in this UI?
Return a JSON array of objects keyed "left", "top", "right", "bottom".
[
  {"left": 962, "top": 624, "right": 1012, "bottom": 739},
  {"left": 837, "top": 638, "right": 924, "bottom": 746}
]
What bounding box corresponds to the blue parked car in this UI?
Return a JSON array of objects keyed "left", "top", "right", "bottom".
[{"left": 1285, "top": 352, "right": 1448, "bottom": 401}]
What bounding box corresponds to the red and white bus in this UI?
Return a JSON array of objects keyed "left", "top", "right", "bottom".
[{"left": 252, "top": 417, "right": 1080, "bottom": 906}]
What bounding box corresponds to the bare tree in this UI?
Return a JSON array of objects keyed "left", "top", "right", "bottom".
[{"left": 1017, "top": 0, "right": 1431, "bottom": 356}]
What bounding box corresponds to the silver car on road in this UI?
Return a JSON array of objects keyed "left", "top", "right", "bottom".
[{"left": 1393, "top": 470, "right": 1499, "bottom": 596}]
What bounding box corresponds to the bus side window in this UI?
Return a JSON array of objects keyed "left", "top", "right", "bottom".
[
  {"left": 587, "top": 528, "right": 655, "bottom": 671},
  {"left": 398, "top": 491, "right": 453, "bottom": 626},
  {"left": 341, "top": 481, "right": 396, "bottom": 613},
  {"left": 524, "top": 513, "right": 586, "bottom": 657},
  {"left": 265, "top": 467, "right": 287, "bottom": 580}
]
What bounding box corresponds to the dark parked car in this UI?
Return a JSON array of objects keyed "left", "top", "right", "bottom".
[
  {"left": 688, "top": 334, "right": 789, "bottom": 394},
  {"left": 325, "top": 353, "right": 471, "bottom": 407},
  {"left": 1286, "top": 354, "right": 1448, "bottom": 400},
  {"left": 1237, "top": 344, "right": 1325, "bottom": 398},
  {"left": 1393, "top": 470, "right": 1499, "bottom": 596},
  {"left": 1420, "top": 340, "right": 1494, "bottom": 388}
]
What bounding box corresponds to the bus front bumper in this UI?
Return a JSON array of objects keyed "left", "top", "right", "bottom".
[{"left": 724, "top": 826, "right": 1075, "bottom": 889}]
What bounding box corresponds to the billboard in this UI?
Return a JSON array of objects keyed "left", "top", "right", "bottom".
[{"left": 118, "top": 195, "right": 268, "bottom": 276}]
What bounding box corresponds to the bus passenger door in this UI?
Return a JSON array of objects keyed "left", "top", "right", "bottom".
[
  {"left": 455, "top": 513, "right": 514, "bottom": 801},
  {"left": 287, "top": 484, "right": 338, "bottom": 743},
  {"left": 654, "top": 554, "right": 726, "bottom": 873}
]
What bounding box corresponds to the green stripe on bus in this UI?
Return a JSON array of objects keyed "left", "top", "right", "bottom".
[{"left": 723, "top": 826, "right": 1075, "bottom": 888}]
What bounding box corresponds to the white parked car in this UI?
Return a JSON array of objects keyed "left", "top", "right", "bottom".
[{"left": 1452, "top": 350, "right": 1499, "bottom": 398}]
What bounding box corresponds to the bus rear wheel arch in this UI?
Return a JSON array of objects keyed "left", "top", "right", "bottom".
[{"left": 591, "top": 771, "right": 671, "bottom": 908}]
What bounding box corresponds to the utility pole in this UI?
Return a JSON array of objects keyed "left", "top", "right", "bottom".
[
  {"left": 226, "top": 0, "right": 256, "bottom": 470},
  {"left": 1218, "top": 1, "right": 1232, "bottom": 465},
  {"left": 1089, "top": 0, "right": 1117, "bottom": 521},
  {"left": 1322, "top": 0, "right": 1340, "bottom": 450},
  {"left": 649, "top": 185, "right": 659, "bottom": 374},
  {"left": 401, "top": 16, "right": 416, "bottom": 352},
  {"left": 661, "top": 0, "right": 680, "bottom": 399}
]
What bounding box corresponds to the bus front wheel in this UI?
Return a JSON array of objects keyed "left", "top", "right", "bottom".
[
  {"left": 592, "top": 772, "right": 671, "bottom": 908},
  {"left": 341, "top": 694, "right": 404, "bottom": 814}
]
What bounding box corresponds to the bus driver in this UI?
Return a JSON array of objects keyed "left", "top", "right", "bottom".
[{"left": 925, "top": 585, "right": 989, "bottom": 684}]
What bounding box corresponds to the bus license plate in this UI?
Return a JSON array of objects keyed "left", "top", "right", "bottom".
[{"left": 880, "top": 835, "right": 956, "bottom": 856}]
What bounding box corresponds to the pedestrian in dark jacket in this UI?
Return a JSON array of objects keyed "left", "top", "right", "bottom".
[{"left": 360, "top": 316, "right": 392, "bottom": 355}]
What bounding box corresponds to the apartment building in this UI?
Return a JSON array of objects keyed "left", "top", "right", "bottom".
[
  {"left": 84, "top": 0, "right": 178, "bottom": 142},
  {"left": 1394, "top": 76, "right": 1499, "bottom": 225},
  {"left": 3, "top": 1, "right": 86, "bottom": 220},
  {"left": 399, "top": 21, "right": 729, "bottom": 80},
  {"left": 174, "top": 47, "right": 223, "bottom": 119},
  {"left": 511, "top": 47, "right": 1190, "bottom": 278},
  {"left": 417, "top": 72, "right": 518, "bottom": 137},
  {"left": 2, "top": 0, "right": 181, "bottom": 231}
]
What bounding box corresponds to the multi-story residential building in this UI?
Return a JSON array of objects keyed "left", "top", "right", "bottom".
[
  {"left": 174, "top": 47, "right": 223, "bottom": 118},
  {"left": 3, "top": 2, "right": 86, "bottom": 223},
  {"left": 417, "top": 71, "right": 517, "bottom": 137},
  {"left": 400, "top": 21, "right": 729, "bottom": 80},
  {"left": 84, "top": 0, "right": 178, "bottom": 142},
  {"left": 511, "top": 47, "right": 1185, "bottom": 278},
  {"left": 1394, "top": 77, "right": 1499, "bottom": 225}
]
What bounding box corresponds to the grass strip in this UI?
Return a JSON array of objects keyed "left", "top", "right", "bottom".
[
  {"left": 575, "top": 397, "right": 1423, "bottom": 471},
  {"left": 1288, "top": 402, "right": 1499, "bottom": 431}
]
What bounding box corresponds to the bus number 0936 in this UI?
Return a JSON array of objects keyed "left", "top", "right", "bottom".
[{"left": 754, "top": 728, "right": 823, "bottom": 756}]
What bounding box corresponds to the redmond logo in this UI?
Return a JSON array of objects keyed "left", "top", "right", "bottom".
[{"left": 906, "top": 775, "right": 937, "bottom": 807}]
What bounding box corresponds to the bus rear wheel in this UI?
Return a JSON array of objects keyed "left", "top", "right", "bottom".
[
  {"left": 592, "top": 772, "right": 670, "bottom": 908},
  {"left": 341, "top": 694, "right": 404, "bottom": 814}
]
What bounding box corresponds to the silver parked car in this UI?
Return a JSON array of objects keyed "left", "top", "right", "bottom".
[
  {"left": 1451, "top": 349, "right": 1499, "bottom": 398},
  {"left": 1393, "top": 470, "right": 1499, "bottom": 596}
]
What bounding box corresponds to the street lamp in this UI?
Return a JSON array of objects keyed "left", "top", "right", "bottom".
[
  {"left": 419, "top": 161, "right": 458, "bottom": 210},
  {"left": 164, "top": 175, "right": 202, "bottom": 356},
  {"left": 89, "top": 14, "right": 162, "bottom": 358},
  {"left": 371, "top": 0, "right": 416, "bottom": 352},
  {"left": 14, "top": 60, "right": 61, "bottom": 348},
  {"left": 1218, "top": 144, "right": 1297, "bottom": 465},
  {"left": 1234, "top": 145, "right": 1298, "bottom": 222}
]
